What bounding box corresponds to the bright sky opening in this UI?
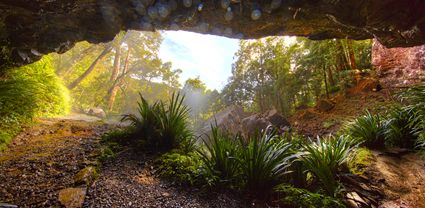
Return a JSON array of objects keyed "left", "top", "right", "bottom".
[{"left": 159, "top": 31, "right": 239, "bottom": 91}]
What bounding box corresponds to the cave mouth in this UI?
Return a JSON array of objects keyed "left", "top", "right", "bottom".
[{"left": 1, "top": 0, "right": 425, "bottom": 69}]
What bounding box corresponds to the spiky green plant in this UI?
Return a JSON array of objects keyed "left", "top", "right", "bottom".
[
  {"left": 238, "top": 127, "right": 298, "bottom": 196},
  {"left": 157, "top": 92, "right": 193, "bottom": 151},
  {"left": 121, "top": 92, "right": 193, "bottom": 152},
  {"left": 121, "top": 93, "right": 160, "bottom": 138},
  {"left": 198, "top": 125, "right": 241, "bottom": 186},
  {"left": 384, "top": 106, "right": 420, "bottom": 148},
  {"left": 301, "top": 135, "right": 357, "bottom": 196},
  {"left": 344, "top": 110, "right": 386, "bottom": 148}
]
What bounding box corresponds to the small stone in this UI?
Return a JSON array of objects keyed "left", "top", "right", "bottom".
[
  {"left": 74, "top": 166, "right": 97, "bottom": 185},
  {"left": 58, "top": 188, "right": 86, "bottom": 208}
]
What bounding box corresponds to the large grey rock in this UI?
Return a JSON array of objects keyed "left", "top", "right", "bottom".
[
  {"left": 197, "top": 105, "right": 249, "bottom": 137},
  {"left": 86, "top": 108, "right": 106, "bottom": 119},
  {"left": 198, "top": 106, "right": 291, "bottom": 139}
]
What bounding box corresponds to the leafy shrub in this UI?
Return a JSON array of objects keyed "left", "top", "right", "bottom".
[
  {"left": 239, "top": 128, "right": 297, "bottom": 196},
  {"left": 400, "top": 83, "right": 425, "bottom": 118},
  {"left": 0, "top": 55, "right": 70, "bottom": 150},
  {"left": 344, "top": 111, "right": 386, "bottom": 148},
  {"left": 157, "top": 152, "right": 208, "bottom": 185},
  {"left": 384, "top": 107, "right": 420, "bottom": 148},
  {"left": 347, "top": 147, "right": 373, "bottom": 175},
  {"left": 275, "top": 185, "right": 345, "bottom": 208},
  {"left": 198, "top": 126, "right": 241, "bottom": 187},
  {"left": 301, "top": 135, "right": 357, "bottom": 196},
  {"left": 98, "top": 146, "right": 116, "bottom": 163},
  {"left": 122, "top": 92, "right": 193, "bottom": 152}
]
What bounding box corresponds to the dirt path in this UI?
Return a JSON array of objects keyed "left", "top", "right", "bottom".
[
  {"left": 84, "top": 149, "right": 245, "bottom": 208},
  {"left": 368, "top": 151, "right": 425, "bottom": 208},
  {"left": 0, "top": 118, "right": 245, "bottom": 207},
  {"left": 0, "top": 118, "right": 109, "bottom": 207}
]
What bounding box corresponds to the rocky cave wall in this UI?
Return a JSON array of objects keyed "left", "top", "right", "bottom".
[
  {"left": 1, "top": 0, "right": 425, "bottom": 70},
  {"left": 372, "top": 39, "right": 425, "bottom": 88}
]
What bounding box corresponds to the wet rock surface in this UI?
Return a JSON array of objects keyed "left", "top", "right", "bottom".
[
  {"left": 1, "top": 0, "right": 425, "bottom": 68},
  {"left": 372, "top": 39, "right": 425, "bottom": 88}
]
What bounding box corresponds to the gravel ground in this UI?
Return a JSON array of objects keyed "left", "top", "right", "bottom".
[
  {"left": 84, "top": 149, "right": 247, "bottom": 208},
  {"left": 0, "top": 119, "right": 109, "bottom": 207}
]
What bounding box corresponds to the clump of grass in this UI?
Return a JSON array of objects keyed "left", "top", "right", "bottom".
[
  {"left": 344, "top": 110, "right": 386, "bottom": 149},
  {"left": 239, "top": 128, "right": 297, "bottom": 196},
  {"left": 384, "top": 107, "right": 420, "bottom": 148},
  {"left": 301, "top": 135, "right": 356, "bottom": 196},
  {"left": 121, "top": 92, "right": 193, "bottom": 152},
  {"left": 198, "top": 125, "right": 241, "bottom": 187}
]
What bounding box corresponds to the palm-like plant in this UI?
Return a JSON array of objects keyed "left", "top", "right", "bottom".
[
  {"left": 344, "top": 110, "right": 386, "bottom": 148},
  {"left": 301, "top": 135, "right": 356, "bottom": 196},
  {"left": 121, "top": 92, "right": 193, "bottom": 152},
  {"left": 239, "top": 127, "right": 297, "bottom": 196},
  {"left": 121, "top": 93, "right": 160, "bottom": 138},
  {"left": 385, "top": 106, "right": 421, "bottom": 148},
  {"left": 198, "top": 125, "right": 241, "bottom": 186}
]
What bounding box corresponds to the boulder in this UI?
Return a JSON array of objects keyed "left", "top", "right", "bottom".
[
  {"left": 58, "top": 188, "right": 86, "bottom": 208},
  {"left": 197, "top": 105, "right": 249, "bottom": 137},
  {"left": 86, "top": 108, "right": 106, "bottom": 118},
  {"left": 198, "top": 106, "right": 291, "bottom": 139},
  {"left": 241, "top": 114, "right": 270, "bottom": 137}
]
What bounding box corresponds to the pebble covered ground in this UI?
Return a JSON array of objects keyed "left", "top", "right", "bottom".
[{"left": 85, "top": 149, "right": 246, "bottom": 208}]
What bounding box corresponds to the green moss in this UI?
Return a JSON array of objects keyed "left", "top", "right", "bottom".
[
  {"left": 0, "top": 55, "right": 70, "bottom": 151},
  {"left": 348, "top": 148, "right": 373, "bottom": 175},
  {"left": 74, "top": 166, "right": 98, "bottom": 185},
  {"left": 275, "top": 185, "right": 346, "bottom": 208}
]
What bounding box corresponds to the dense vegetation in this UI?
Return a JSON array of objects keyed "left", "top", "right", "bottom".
[
  {"left": 221, "top": 38, "right": 371, "bottom": 115},
  {"left": 0, "top": 55, "right": 70, "bottom": 150}
]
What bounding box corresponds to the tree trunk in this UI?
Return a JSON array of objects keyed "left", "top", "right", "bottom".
[
  {"left": 59, "top": 45, "right": 99, "bottom": 76},
  {"left": 68, "top": 44, "right": 112, "bottom": 90},
  {"left": 347, "top": 39, "right": 357, "bottom": 70},
  {"left": 110, "top": 45, "right": 121, "bottom": 81},
  {"left": 107, "top": 50, "right": 130, "bottom": 111}
]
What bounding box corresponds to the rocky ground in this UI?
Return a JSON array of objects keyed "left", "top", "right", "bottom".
[
  {"left": 0, "top": 118, "right": 246, "bottom": 208},
  {"left": 84, "top": 149, "right": 246, "bottom": 208}
]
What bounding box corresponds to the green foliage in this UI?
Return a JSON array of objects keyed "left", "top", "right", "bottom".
[
  {"left": 275, "top": 185, "right": 346, "bottom": 208},
  {"left": 157, "top": 152, "right": 208, "bottom": 185},
  {"left": 0, "top": 55, "right": 70, "bottom": 150},
  {"left": 222, "top": 37, "right": 371, "bottom": 114},
  {"left": 239, "top": 129, "right": 296, "bottom": 195},
  {"left": 384, "top": 107, "right": 420, "bottom": 148},
  {"left": 347, "top": 147, "right": 373, "bottom": 175},
  {"left": 122, "top": 92, "right": 193, "bottom": 152},
  {"left": 98, "top": 146, "right": 116, "bottom": 163},
  {"left": 198, "top": 126, "right": 241, "bottom": 186},
  {"left": 344, "top": 111, "right": 386, "bottom": 148},
  {"left": 301, "top": 135, "right": 356, "bottom": 196}
]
